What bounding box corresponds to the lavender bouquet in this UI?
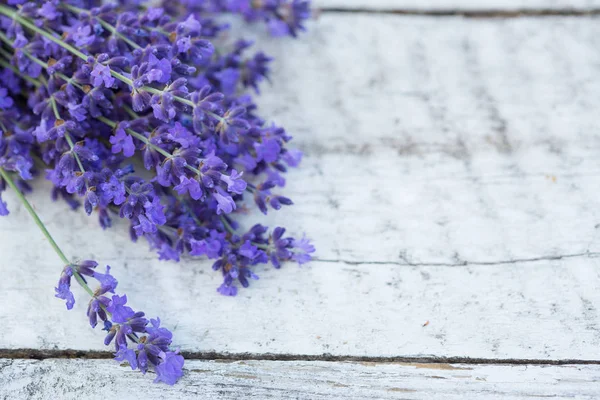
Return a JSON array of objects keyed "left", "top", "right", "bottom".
[{"left": 0, "top": 0, "right": 313, "bottom": 385}]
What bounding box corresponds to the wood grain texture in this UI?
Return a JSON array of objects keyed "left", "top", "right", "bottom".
[
  {"left": 2, "top": 359, "right": 600, "bottom": 399},
  {"left": 1, "top": 15, "right": 600, "bottom": 361},
  {"left": 315, "top": 0, "right": 600, "bottom": 11}
]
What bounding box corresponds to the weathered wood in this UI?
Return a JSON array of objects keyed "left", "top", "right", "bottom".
[
  {"left": 2, "top": 359, "right": 600, "bottom": 399},
  {"left": 1, "top": 15, "right": 600, "bottom": 361},
  {"left": 3, "top": 249, "right": 600, "bottom": 358},
  {"left": 316, "top": 0, "right": 600, "bottom": 11}
]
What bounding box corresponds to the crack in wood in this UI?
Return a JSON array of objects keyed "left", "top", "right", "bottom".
[
  {"left": 319, "top": 7, "right": 600, "bottom": 17},
  {"left": 315, "top": 251, "right": 600, "bottom": 267},
  {"left": 2, "top": 349, "right": 600, "bottom": 365}
]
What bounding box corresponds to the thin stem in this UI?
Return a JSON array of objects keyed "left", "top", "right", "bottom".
[
  {"left": 175, "top": 192, "right": 204, "bottom": 227},
  {"left": 47, "top": 90, "right": 87, "bottom": 177},
  {"left": 95, "top": 115, "right": 202, "bottom": 175},
  {"left": 72, "top": 268, "right": 95, "bottom": 297},
  {"left": 64, "top": 132, "right": 87, "bottom": 174},
  {"left": 219, "top": 215, "right": 270, "bottom": 250},
  {"left": 0, "top": 167, "right": 69, "bottom": 264},
  {"left": 0, "top": 167, "right": 96, "bottom": 297},
  {"left": 141, "top": 85, "right": 194, "bottom": 108},
  {"left": 96, "top": 115, "right": 165, "bottom": 158},
  {"left": 0, "top": 4, "right": 88, "bottom": 60},
  {"left": 122, "top": 104, "right": 138, "bottom": 120},
  {"left": 0, "top": 32, "right": 49, "bottom": 72},
  {"left": 50, "top": 96, "right": 60, "bottom": 119},
  {"left": 220, "top": 215, "right": 236, "bottom": 234}
]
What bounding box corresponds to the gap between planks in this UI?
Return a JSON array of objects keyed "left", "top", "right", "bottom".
[
  {"left": 2, "top": 349, "right": 600, "bottom": 365},
  {"left": 316, "top": 251, "right": 600, "bottom": 267},
  {"left": 317, "top": 7, "right": 600, "bottom": 17}
]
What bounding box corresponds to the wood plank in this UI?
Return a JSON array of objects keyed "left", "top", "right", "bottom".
[
  {"left": 254, "top": 14, "right": 600, "bottom": 263},
  {"left": 315, "top": 0, "right": 600, "bottom": 11},
  {"left": 3, "top": 238, "right": 600, "bottom": 358},
  {"left": 2, "top": 359, "right": 600, "bottom": 399},
  {"left": 1, "top": 15, "right": 600, "bottom": 360}
]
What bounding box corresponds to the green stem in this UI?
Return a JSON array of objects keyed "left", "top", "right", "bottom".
[
  {"left": 122, "top": 104, "right": 138, "bottom": 120},
  {"left": 47, "top": 93, "right": 87, "bottom": 177},
  {"left": 73, "top": 268, "right": 95, "bottom": 297},
  {"left": 64, "top": 132, "right": 87, "bottom": 175},
  {"left": 172, "top": 191, "right": 204, "bottom": 227},
  {"left": 219, "top": 216, "right": 270, "bottom": 250},
  {"left": 255, "top": 242, "right": 269, "bottom": 251},
  {"left": 50, "top": 96, "right": 60, "bottom": 119},
  {"left": 95, "top": 115, "right": 202, "bottom": 175},
  {"left": 0, "top": 4, "right": 88, "bottom": 60},
  {"left": 219, "top": 215, "right": 236, "bottom": 234},
  {"left": 0, "top": 167, "right": 69, "bottom": 264},
  {"left": 0, "top": 168, "right": 95, "bottom": 297}
]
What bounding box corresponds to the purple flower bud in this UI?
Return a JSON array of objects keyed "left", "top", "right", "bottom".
[
  {"left": 115, "top": 344, "right": 138, "bottom": 370},
  {"left": 174, "top": 176, "right": 203, "bottom": 201},
  {"left": 93, "top": 265, "right": 118, "bottom": 293},
  {"left": 146, "top": 54, "right": 172, "bottom": 84},
  {"left": 91, "top": 63, "right": 115, "bottom": 88},
  {"left": 213, "top": 186, "right": 235, "bottom": 214},
  {"left": 54, "top": 266, "right": 74, "bottom": 309},
  {"left": 107, "top": 294, "right": 135, "bottom": 323},
  {"left": 110, "top": 123, "right": 136, "bottom": 157},
  {"left": 217, "top": 283, "right": 237, "bottom": 296},
  {"left": 220, "top": 169, "right": 246, "bottom": 194},
  {"left": 154, "top": 351, "right": 184, "bottom": 385},
  {"left": 190, "top": 237, "right": 221, "bottom": 258}
]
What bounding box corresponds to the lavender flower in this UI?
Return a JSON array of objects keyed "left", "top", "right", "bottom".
[{"left": 154, "top": 351, "right": 185, "bottom": 384}]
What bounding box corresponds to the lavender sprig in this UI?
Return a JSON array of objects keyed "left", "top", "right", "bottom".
[{"left": 0, "top": 167, "right": 184, "bottom": 385}]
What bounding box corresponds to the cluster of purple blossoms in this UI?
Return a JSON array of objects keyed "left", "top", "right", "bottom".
[
  {"left": 0, "top": 0, "right": 314, "bottom": 385},
  {"left": 57, "top": 260, "right": 184, "bottom": 384}
]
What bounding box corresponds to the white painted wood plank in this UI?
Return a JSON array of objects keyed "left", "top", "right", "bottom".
[
  {"left": 315, "top": 0, "right": 600, "bottom": 11},
  {"left": 2, "top": 232, "right": 600, "bottom": 358},
  {"left": 2, "top": 359, "right": 600, "bottom": 399},
  {"left": 1, "top": 15, "right": 600, "bottom": 360},
  {"left": 253, "top": 14, "right": 600, "bottom": 264}
]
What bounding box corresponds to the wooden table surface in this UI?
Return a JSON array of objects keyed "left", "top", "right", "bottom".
[{"left": 2, "top": 1, "right": 600, "bottom": 399}]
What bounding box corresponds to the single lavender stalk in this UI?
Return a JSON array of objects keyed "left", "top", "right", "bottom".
[{"left": 0, "top": 167, "right": 185, "bottom": 385}]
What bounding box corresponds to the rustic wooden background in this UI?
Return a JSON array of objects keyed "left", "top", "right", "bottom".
[{"left": 2, "top": 1, "right": 600, "bottom": 398}]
